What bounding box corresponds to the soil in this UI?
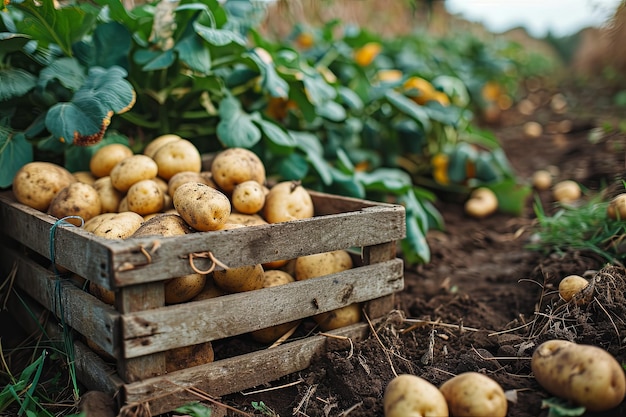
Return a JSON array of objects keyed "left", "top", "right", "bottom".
[{"left": 2, "top": 79, "right": 626, "bottom": 417}]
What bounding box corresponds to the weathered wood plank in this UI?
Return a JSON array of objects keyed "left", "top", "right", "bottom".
[
  {"left": 121, "top": 259, "right": 403, "bottom": 358},
  {"left": 123, "top": 321, "right": 372, "bottom": 415},
  {"left": 363, "top": 242, "right": 403, "bottom": 318},
  {"left": 0, "top": 242, "right": 119, "bottom": 357}
]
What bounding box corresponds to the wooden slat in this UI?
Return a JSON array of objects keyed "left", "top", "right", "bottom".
[
  {"left": 0, "top": 243, "right": 119, "bottom": 357},
  {"left": 121, "top": 259, "right": 404, "bottom": 358},
  {"left": 363, "top": 241, "right": 402, "bottom": 318},
  {"left": 123, "top": 321, "right": 372, "bottom": 415}
]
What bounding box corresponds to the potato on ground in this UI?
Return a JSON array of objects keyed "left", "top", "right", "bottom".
[
  {"left": 250, "top": 270, "right": 301, "bottom": 343},
  {"left": 213, "top": 264, "right": 265, "bottom": 293},
  {"left": 558, "top": 275, "right": 589, "bottom": 304},
  {"left": 89, "top": 143, "right": 133, "bottom": 178},
  {"left": 295, "top": 250, "right": 353, "bottom": 281},
  {"left": 531, "top": 339, "right": 626, "bottom": 412},
  {"left": 48, "top": 182, "right": 102, "bottom": 226},
  {"left": 211, "top": 147, "right": 266, "bottom": 193},
  {"left": 12, "top": 162, "right": 77, "bottom": 211},
  {"left": 384, "top": 374, "right": 449, "bottom": 417},
  {"left": 552, "top": 180, "right": 581, "bottom": 203},
  {"left": 464, "top": 187, "right": 498, "bottom": 219},
  {"left": 607, "top": 193, "right": 626, "bottom": 220},
  {"left": 110, "top": 154, "right": 158, "bottom": 193},
  {"left": 439, "top": 372, "right": 507, "bottom": 417},
  {"left": 263, "top": 181, "right": 314, "bottom": 223},
  {"left": 152, "top": 138, "right": 202, "bottom": 181},
  {"left": 126, "top": 179, "right": 165, "bottom": 216},
  {"left": 83, "top": 212, "right": 144, "bottom": 239},
  {"left": 173, "top": 182, "right": 231, "bottom": 232}
]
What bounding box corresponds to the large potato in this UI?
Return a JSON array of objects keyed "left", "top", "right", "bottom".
[
  {"left": 152, "top": 138, "right": 202, "bottom": 181},
  {"left": 531, "top": 339, "right": 626, "bottom": 412},
  {"left": 89, "top": 143, "right": 133, "bottom": 178},
  {"left": 173, "top": 182, "right": 231, "bottom": 232},
  {"left": 164, "top": 273, "right": 206, "bottom": 304},
  {"left": 211, "top": 147, "right": 266, "bottom": 193},
  {"left": 295, "top": 250, "right": 353, "bottom": 281},
  {"left": 126, "top": 179, "right": 164, "bottom": 216},
  {"left": 131, "top": 213, "right": 192, "bottom": 238},
  {"left": 12, "top": 162, "right": 76, "bottom": 211},
  {"left": 48, "top": 182, "right": 102, "bottom": 226},
  {"left": 143, "top": 134, "right": 182, "bottom": 159},
  {"left": 384, "top": 374, "right": 449, "bottom": 417},
  {"left": 110, "top": 154, "right": 158, "bottom": 193},
  {"left": 263, "top": 181, "right": 314, "bottom": 223},
  {"left": 213, "top": 264, "right": 265, "bottom": 293},
  {"left": 439, "top": 372, "right": 507, "bottom": 417},
  {"left": 83, "top": 212, "right": 144, "bottom": 239}
]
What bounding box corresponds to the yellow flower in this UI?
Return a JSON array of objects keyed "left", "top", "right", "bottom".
[{"left": 354, "top": 42, "right": 382, "bottom": 67}]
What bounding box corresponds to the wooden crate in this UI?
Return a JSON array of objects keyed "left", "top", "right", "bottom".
[{"left": 0, "top": 189, "right": 405, "bottom": 414}]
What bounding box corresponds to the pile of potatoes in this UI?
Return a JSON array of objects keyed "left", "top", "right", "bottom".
[{"left": 12, "top": 135, "right": 362, "bottom": 358}]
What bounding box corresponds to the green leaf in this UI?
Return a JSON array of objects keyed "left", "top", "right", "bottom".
[
  {"left": 488, "top": 179, "right": 532, "bottom": 216},
  {"left": 276, "top": 152, "right": 309, "bottom": 180},
  {"left": 0, "top": 127, "right": 33, "bottom": 188},
  {"left": 316, "top": 101, "right": 346, "bottom": 122},
  {"left": 302, "top": 73, "right": 336, "bottom": 106},
  {"left": 38, "top": 57, "right": 86, "bottom": 91},
  {"left": 248, "top": 48, "right": 289, "bottom": 98},
  {"left": 175, "top": 402, "right": 212, "bottom": 417},
  {"left": 133, "top": 49, "right": 176, "bottom": 71},
  {"left": 541, "top": 397, "right": 585, "bottom": 417},
  {"left": 356, "top": 168, "right": 413, "bottom": 193},
  {"left": 337, "top": 86, "right": 364, "bottom": 111},
  {"left": 0, "top": 33, "right": 31, "bottom": 54},
  {"left": 91, "top": 21, "right": 132, "bottom": 69},
  {"left": 292, "top": 131, "right": 332, "bottom": 185},
  {"left": 0, "top": 69, "right": 37, "bottom": 101},
  {"left": 385, "top": 90, "right": 431, "bottom": 130},
  {"left": 447, "top": 142, "right": 477, "bottom": 183},
  {"left": 217, "top": 93, "right": 261, "bottom": 148},
  {"left": 194, "top": 21, "right": 246, "bottom": 46},
  {"left": 176, "top": 34, "right": 211, "bottom": 74},
  {"left": 254, "top": 119, "right": 296, "bottom": 147}
]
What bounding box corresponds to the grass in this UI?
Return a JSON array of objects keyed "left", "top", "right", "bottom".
[{"left": 526, "top": 188, "right": 626, "bottom": 266}]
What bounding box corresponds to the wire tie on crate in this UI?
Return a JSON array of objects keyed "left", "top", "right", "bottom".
[{"left": 188, "top": 251, "right": 229, "bottom": 274}]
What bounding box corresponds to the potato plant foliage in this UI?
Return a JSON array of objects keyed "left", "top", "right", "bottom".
[{"left": 0, "top": 0, "right": 552, "bottom": 263}]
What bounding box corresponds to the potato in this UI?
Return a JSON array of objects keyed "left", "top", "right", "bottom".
[
  {"left": 93, "top": 176, "right": 123, "bottom": 213},
  {"left": 126, "top": 179, "right": 164, "bottom": 216},
  {"left": 110, "top": 154, "right": 158, "bottom": 193},
  {"left": 532, "top": 170, "right": 553, "bottom": 191},
  {"left": 166, "top": 342, "right": 214, "bottom": 373},
  {"left": 143, "top": 134, "right": 182, "bottom": 159},
  {"left": 464, "top": 187, "right": 498, "bottom": 219},
  {"left": 168, "top": 171, "right": 214, "bottom": 199},
  {"left": 89, "top": 143, "right": 133, "bottom": 178},
  {"left": 295, "top": 250, "right": 353, "bottom": 281},
  {"left": 48, "top": 182, "right": 102, "bottom": 226},
  {"left": 607, "top": 193, "right": 626, "bottom": 220},
  {"left": 173, "top": 182, "right": 231, "bottom": 232},
  {"left": 558, "top": 274, "right": 589, "bottom": 304},
  {"left": 231, "top": 180, "right": 266, "bottom": 214},
  {"left": 531, "top": 339, "right": 626, "bottom": 412},
  {"left": 523, "top": 121, "right": 543, "bottom": 139},
  {"left": 384, "top": 374, "right": 449, "bottom": 417},
  {"left": 164, "top": 273, "right": 206, "bottom": 304},
  {"left": 153, "top": 138, "right": 202, "bottom": 181},
  {"left": 118, "top": 196, "right": 129, "bottom": 212},
  {"left": 313, "top": 303, "right": 361, "bottom": 331},
  {"left": 131, "top": 213, "right": 192, "bottom": 238},
  {"left": 83, "top": 212, "right": 144, "bottom": 239},
  {"left": 228, "top": 212, "right": 268, "bottom": 226},
  {"left": 439, "top": 372, "right": 507, "bottom": 417},
  {"left": 12, "top": 161, "right": 77, "bottom": 211},
  {"left": 191, "top": 277, "right": 227, "bottom": 301},
  {"left": 213, "top": 264, "right": 265, "bottom": 293},
  {"left": 211, "top": 147, "right": 266, "bottom": 193},
  {"left": 263, "top": 181, "right": 314, "bottom": 223},
  {"left": 552, "top": 180, "right": 580, "bottom": 203},
  {"left": 251, "top": 270, "right": 301, "bottom": 343},
  {"left": 73, "top": 171, "right": 96, "bottom": 185}
]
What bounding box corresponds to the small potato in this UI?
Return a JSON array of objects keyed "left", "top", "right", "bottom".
[
  {"left": 439, "top": 372, "right": 507, "bottom": 417},
  {"left": 295, "top": 250, "right": 353, "bottom": 281},
  {"left": 12, "top": 161, "right": 77, "bottom": 211},
  {"left": 231, "top": 180, "right": 266, "bottom": 214},
  {"left": 131, "top": 213, "right": 192, "bottom": 238},
  {"left": 464, "top": 187, "right": 498, "bottom": 219},
  {"left": 384, "top": 374, "right": 449, "bottom": 417},
  {"left": 83, "top": 212, "right": 144, "bottom": 239},
  {"left": 531, "top": 339, "right": 626, "bottom": 412},
  {"left": 213, "top": 264, "right": 265, "bottom": 293},
  {"left": 89, "top": 143, "right": 133, "bottom": 178},
  {"left": 558, "top": 275, "right": 590, "bottom": 305},
  {"left": 48, "top": 182, "right": 102, "bottom": 226},
  {"left": 73, "top": 171, "right": 96, "bottom": 185},
  {"left": 173, "top": 182, "right": 231, "bottom": 232},
  {"left": 126, "top": 179, "right": 164, "bottom": 215},
  {"left": 166, "top": 342, "right": 214, "bottom": 373},
  {"left": 263, "top": 181, "right": 314, "bottom": 223},
  {"left": 313, "top": 303, "right": 361, "bottom": 331},
  {"left": 211, "top": 147, "right": 266, "bottom": 193},
  {"left": 251, "top": 270, "right": 301, "bottom": 343},
  {"left": 607, "top": 193, "right": 626, "bottom": 220},
  {"left": 93, "top": 177, "right": 123, "bottom": 213},
  {"left": 143, "top": 134, "right": 182, "bottom": 159},
  {"left": 523, "top": 121, "right": 543, "bottom": 139},
  {"left": 164, "top": 273, "right": 206, "bottom": 304},
  {"left": 168, "top": 171, "right": 214, "bottom": 199},
  {"left": 110, "top": 154, "right": 158, "bottom": 193},
  {"left": 153, "top": 138, "right": 202, "bottom": 181},
  {"left": 532, "top": 170, "right": 552, "bottom": 191},
  {"left": 552, "top": 180, "right": 580, "bottom": 203}
]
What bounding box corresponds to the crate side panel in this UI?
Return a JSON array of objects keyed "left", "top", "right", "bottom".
[
  {"left": 123, "top": 322, "right": 371, "bottom": 415},
  {"left": 0, "top": 192, "right": 114, "bottom": 289},
  {"left": 121, "top": 259, "right": 403, "bottom": 358},
  {"left": 1, "top": 244, "right": 119, "bottom": 356},
  {"left": 110, "top": 206, "right": 405, "bottom": 286}
]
